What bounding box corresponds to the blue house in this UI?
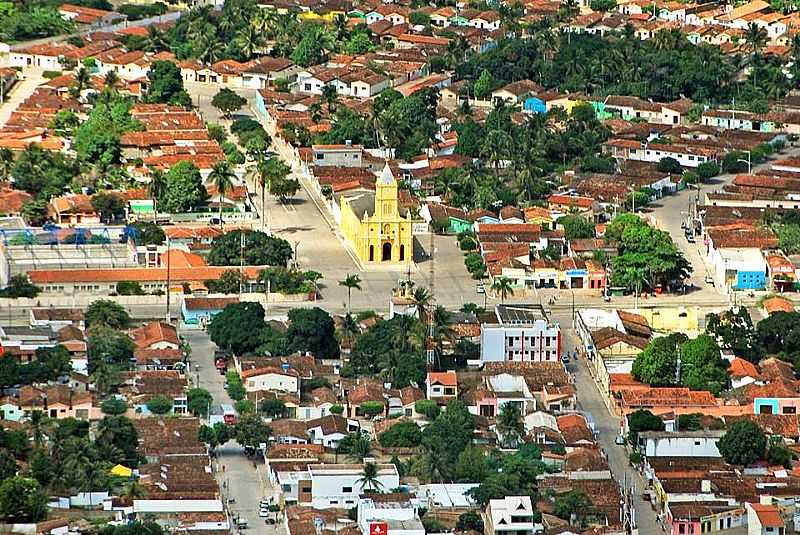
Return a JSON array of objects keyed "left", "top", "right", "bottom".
[
  {"left": 182, "top": 296, "right": 240, "bottom": 326},
  {"left": 523, "top": 96, "right": 547, "bottom": 114}
]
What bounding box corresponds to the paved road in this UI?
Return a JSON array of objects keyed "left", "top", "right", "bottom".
[
  {"left": 0, "top": 72, "right": 44, "bottom": 127},
  {"left": 554, "top": 310, "right": 662, "bottom": 535},
  {"left": 184, "top": 329, "right": 285, "bottom": 535}
]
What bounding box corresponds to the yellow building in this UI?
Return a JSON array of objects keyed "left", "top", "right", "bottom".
[{"left": 339, "top": 164, "right": 413, "bottom": 265}]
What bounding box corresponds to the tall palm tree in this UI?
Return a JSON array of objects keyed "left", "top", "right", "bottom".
[
  {"left": 357, "top": 462, "right": 383, "bottom": 492},
  {"left": 481, "top": 130, "right": 514, "bottom": 178},
  {"left": 491, "top": 277, "right": 514, "bottom": 303},
  {"left": 412, "top": 286, "right": 432, "bottom": 312},
  {"left": 496, "top": 402, "right": 524, "bottom": 448},
  {"left": 745, "top": 22, "right": 767, "bottom": 58},
  {"left": 339, "top": 274, "right": 363, "bottom": 313},
  {"left": 208, "top": 160, "right": 236, "bottom": 224},
  {"left": 234, "top": 24, "right": 264, "bottom": 60},
  {"left": 339, "top": 313, "right": 360, "bottom": 348},
  {"left": 91, "top": 364, "right": 119, "bottom": 397},
  {"left": 332, "top": 13, "right": 349, "bottom": 41},
  {"left": 148, "top": 170, "right": 167, "bottom": 223}
]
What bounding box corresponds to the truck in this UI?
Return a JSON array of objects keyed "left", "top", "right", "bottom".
[
  {"left": 208, "top": 404, "right": 237, "bottom": 426},
  {"left": 215, "top": 357, "right": 227, "bottom": 374}
]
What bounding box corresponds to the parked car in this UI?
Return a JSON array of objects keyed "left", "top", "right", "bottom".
[
  {"left": 259, "top": 509, "right": 269, "bottom": 518},
  {"left": 476, "top": 283, "right": 485, "bottom": 294},
  {"left": 704, "top": 275, "right": 715, "bottom": 286},
  {"left": 615, "top": 435, "right": 625, "bottom": 445}
]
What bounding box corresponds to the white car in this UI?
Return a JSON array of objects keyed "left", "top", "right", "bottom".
[{"left": 259, "top": 509, "right": 269, "bottom": 518}]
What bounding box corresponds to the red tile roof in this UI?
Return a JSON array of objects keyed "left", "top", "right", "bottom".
[
  {"left": 428, "top": 371, "right": 457, "bottom": 387},
  {"left": 749, "top": 503, "right": 784, "bottom": 528},
  {"left": 728, "top": 357, "right": 759, "bottom": 379}
]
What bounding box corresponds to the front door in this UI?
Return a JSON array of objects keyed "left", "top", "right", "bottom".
[{"left": 382, "top": 242, "right": 392, "bottom": 261}]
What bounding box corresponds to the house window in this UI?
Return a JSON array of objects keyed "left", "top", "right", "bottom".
[
  {"left": 342, "top": 486, "right": 352, "bottom": 493},
  {"left": 784, "top": 406, "right": 797, "bottom": 414}
]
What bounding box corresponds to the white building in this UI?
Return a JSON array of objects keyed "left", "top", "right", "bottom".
[
  {"left": 306, "top": 415, "right": 360, "bottom": 448},
  {"left": 480, "top": 305, "right": 561, "bottom": 364},
  {"left": 307, "top": 463, "right": 400, "bottom": 509},
  {"left": 746, "top": 503, "right": 785, "bottom": 535},
  {"left": 357, "top": 496, "right": 425, "bottom": 535},
  {"left": 241, "top": 367, "right": 300, "bottom": 394},
  {"left": 484, "top": 496, "right": 535, "bottom": 535},
  {"left": 638, "top": 430, "right": 724, "bottom": 458}
]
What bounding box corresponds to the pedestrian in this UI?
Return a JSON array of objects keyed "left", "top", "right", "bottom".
[{"left": 223, "top": 464, "right": 226, "bottom": 472}]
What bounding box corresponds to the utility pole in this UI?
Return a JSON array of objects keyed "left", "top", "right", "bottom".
[
  {"left": 427, "top": 230, "right": 436, "bottom": 368},
  {"left": 239, "top": 232, "right": 245, "bottom": 296},
  {"left": 165, "top": 236, "right": 171, "bottom": 323}
]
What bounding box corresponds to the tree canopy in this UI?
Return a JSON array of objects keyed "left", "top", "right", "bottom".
[
  {"left": 718, "top": 420, "right": 766, "bottom": 466},
  {"left": 207, "top": 230, "right": 293, "bottom": 267}
]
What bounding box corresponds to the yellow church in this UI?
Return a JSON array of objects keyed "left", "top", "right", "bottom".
[{"left": 339, "top": 164, "right": 413, "bottom": 265}]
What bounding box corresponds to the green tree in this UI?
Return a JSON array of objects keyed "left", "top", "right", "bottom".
[
  {"left": 0, "top": 274, "right": 40, "bottom": 298},
  {"left": 627, "top": 409, "right": 664, "bottom": 444},
  {"left": 207, "top": 230, "right": 293, "bottom": 267},
  {"left": 211, "top": 87, "right": 247, "bottom": 119},
  {"left": 473, "top": 69, "right": 494, "bottom": 99},
  {"left": 420, "top": 400, "right": 475, "bottom": 480},
  {"left": 208, "top": 302, "right": 266, "bottom": 355},
  {"left": 286, "top": 307, "right": 339, "bottom": 359},
  {"left": 116, "top": 281, "right": 145, "bottom": 296},
  {"left": 130, "top": 221, "right": 165, "bottom": 246},
  {"left": 360, "top": 401, "right": 385, "bottom": 417},
  {"left": 696, "top": 161, "right": 720, "bottom": 181},
  {"left": 0, "top": 450, "right": 16, "bottom": 480},
  {"left": 292, "top": 24, "right": 332, "bottom": 66},
  {"left": 656, "top": 157, "right": 682, "bottom": 174},
  {"left": 337, "top": 432, "right": 371, "bottom": 460},
  {"left": 456, "top": 512, "right": 484, "bottom": 532},
  {"left": 261, "top": 398, "right": 286, "bottom": 418},
  {"left": 186, "top": 388, "right": 212, "bottom": 416},
  {"left": 100, "top": 398, "right": 128, "bottom": 416},
  {"left": 146, "top": 396, "right": 173, "bottom": 415},
  {"left": 0, "top": 477, "right": 47, "bottom": 522},
  {"left": 553, "top": 490, "right": 591, "bottom": 520},
  {"left": 87, "top": 325, "right": 135, "bottom": 372},
  {"left": 234, "top": 413, "right": 271, "bottom": 449},
  {"left": 680, "top": 334, "right": 728, "bottom": 395},
  {"left": 415, "top": 400, "right": 440, "bottom": 420},
  {"left": 145, "top": 60, "right": 192, "bottom": 107},
  {"left": 632, "top": 333, "right": 685, "bottom": 387},
  {"left": 496, "top": 402, "right": 524, "bottom": 448},
  {"left": 718, "top": 420, "right": 766, "bottom": 466},
  {"left": 86, "top": 299, "right": 130, "bottom": 329},
  {"left": 557, "top": 214, "right": 595, "bottom": 241},
  {"left": 96, "top": 415, "right": 140, "bottom": 467},
  {"left": 706, "top": 308, "right": 765, "bottom": 363},
  {"left": 378, "top": 421, "right": 423, "bottom": 447},
  {"left": 205, "top": 269, "right": 246, "bottom": 294},
  {"left": 159, "top": 161, "right": 208, "bottom": 213}
]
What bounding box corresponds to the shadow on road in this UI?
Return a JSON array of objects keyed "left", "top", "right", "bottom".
[{"left": 275, "top": 225, "right": 314, "bottom": 234}]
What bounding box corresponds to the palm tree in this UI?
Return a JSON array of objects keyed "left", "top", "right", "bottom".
[
  {"left": 103, "top": 69, "right": 119, "bottom": 90},
  {"left": 148, "top": 170, "right": 167, "bottom": 223},
  {"left": 357, "top": 462, "right": 383, "bottom": 492},
  {"left": 491, "top": 277, "right": 514, "bottom": 303},
  {"left": 144, "top": 25, "right": 169, "bottom": 53},
  {"left": 481, "top": 130, "right": 514, "bottom": 178},
  {"left": 412, "top": 286, "right": 432, "bottom": 312},
  {"left": 745, "top": 22, "right": 767, "bottom": 58},
  {"left": 234, "top": 24, "right": 264, "bottom": 60},
  {"left": 339, "top": 274, "right": 363, "bottom": 313},
  {"left": 208, "top": 160, "right": 236, "bottom": 225},
  {"left": 345, "top": 434, "right": 371, "bottom": 462},
  {"left": 339, "top": 313, "right": 360, "bottom": 349},
  {"left": 332, "top": 13, "right": 349, "bottom": 41},
  {"left": 496, "top": 403, "right": 524, "bottom": 448}
]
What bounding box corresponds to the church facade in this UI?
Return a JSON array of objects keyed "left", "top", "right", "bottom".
[{"left": 339, "top": 164, "right": 413, "bottom": 265}]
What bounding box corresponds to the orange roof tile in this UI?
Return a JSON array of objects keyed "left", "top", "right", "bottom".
[
  {"left": 428, "top": 371, "right": 457, "bottom": 387},
  {"left": 728, "top": 357, "right": 759, "bottom": 379}
]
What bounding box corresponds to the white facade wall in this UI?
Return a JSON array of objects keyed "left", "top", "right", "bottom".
[
  {"left": 244, "top": 373, "right": 299, "bottom": 394},
  {"left": 480, "top": 323, "right": 560, "bottom": 363},
  {"left": 311, "top": 471, "right": 400, "bottom": 509}
]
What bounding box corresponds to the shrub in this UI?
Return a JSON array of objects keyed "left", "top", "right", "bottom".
[
  {"left": 414, "top": 400, "right": 440, "bottom": 420},
  {"left": 378, "top": 421, "right": 422, "bottom": 447},
  {"left": 360, "top": 401, "right": 384, "bottom": 417},
  {"left": 459, "top": 236, "right": 477, "bottom": 251},
  {"left": 100, "top": 398, "right": 128, "bottom": 415},
  {"left": 146, "top": 396, "right": 173, "bottom": 415},
  {"left": 330, "top": 404, "right": 344, "bottom": 415},
  {"left": 116, "top": 281, "right": 145, "bottom": 295}
]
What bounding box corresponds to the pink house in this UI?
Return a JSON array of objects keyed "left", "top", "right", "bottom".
[{"left": 18, "top": 385, "right": 100, "bottom": 420}]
